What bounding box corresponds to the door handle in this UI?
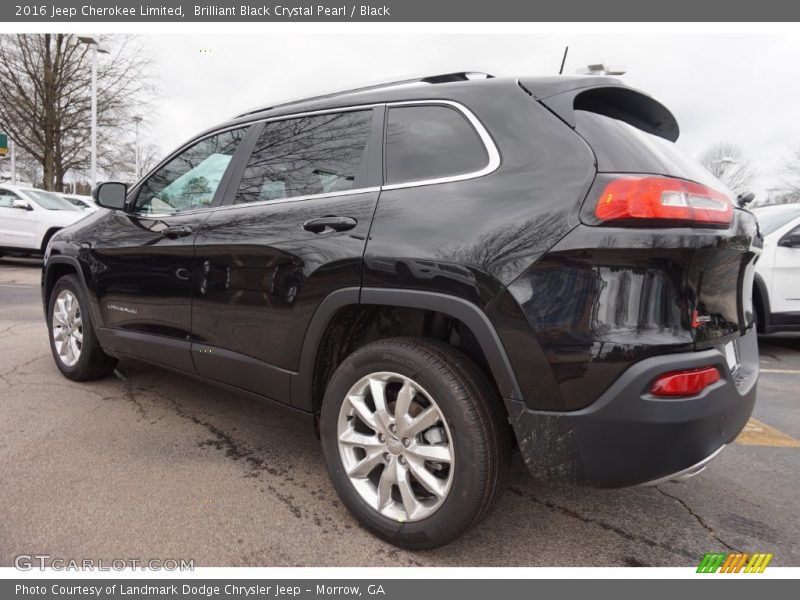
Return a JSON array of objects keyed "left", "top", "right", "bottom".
[
  {"left": 161, "top": 225, "right": 193, "bottom": 239},
  {"left": 302, "top": 216, "right": 357, "bottom": 234}
]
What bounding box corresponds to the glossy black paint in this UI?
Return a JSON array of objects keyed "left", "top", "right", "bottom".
[
  {"left": 488, "top": 209, "right": 759, "bottom": 411},
  {"left": 191, "top": 190, "right": 380, "bottom": 403},
  {"left": 364, "top": 79, "right": 597, "bottom": 305},
  {"left": 42, "top": 74, "right": 759, "bottom": 486}
]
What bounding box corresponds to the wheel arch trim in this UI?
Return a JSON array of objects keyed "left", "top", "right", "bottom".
[
  {"left": 42, "top": 255, "right": 101, "bottom": 327},
  {"left": 43, "top": 255, "right": 86, "bottom": 303},
  {"left": 291, "top": 287, "right": 523, "bottom": 412}
]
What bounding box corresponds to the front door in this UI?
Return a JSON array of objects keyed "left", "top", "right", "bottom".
[
  {"left": 0, "top": 189, "right": 36, "bottom": 249},
  {"left": 90, "top": 126, "right": 250, "bottom": 371},
  {"left": 772, "top": 222, "right": 800, "bottom": 315},
  {"left": 190, "top": 108, "right": 382, "bottom": 404}
]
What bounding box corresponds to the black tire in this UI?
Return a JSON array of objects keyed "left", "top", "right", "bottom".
[
  {"left": 47, "top": 274, "right": 117, "bottom": 381},
  {"left": 320, "top": 337, "right": 510, "bottom": 549},
  {"left": 40, "top": 228, "right": 60, "bottom": 254},
  {"left": 753, "top": 287, "right": 767, "bottom": 335}
]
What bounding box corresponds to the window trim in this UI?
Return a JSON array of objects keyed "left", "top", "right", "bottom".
[
  {"left": 212, "top": 186, "right": 382, "bottom": 214},
  {"left": 225, "top": 107, "right": 379, "bottom": 208},
  {"left": 381, "top": 100, "right": 501, "bottom": 190},
  {"left": 128, "top": 123, "right": 254, "bottom": 217},
  {"left": 124, "top": 99, "right": 499, "bottom": 217}
]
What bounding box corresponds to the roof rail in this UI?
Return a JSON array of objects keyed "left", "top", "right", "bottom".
[{"left": 234, "top": 71, "right": 494, "bottom": 118}]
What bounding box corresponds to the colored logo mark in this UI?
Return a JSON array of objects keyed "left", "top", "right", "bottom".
[{"left": 697, "top": 552, "right": 773, "bottom": 573}]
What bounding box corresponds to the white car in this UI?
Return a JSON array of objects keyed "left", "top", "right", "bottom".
[
  {"left": 0, "top": 185, "right": 88, "bottom": 257},
  {"left": 59, "top": 193, "right": 99, "bottom": 212},
  {"left": 752, "top": 204, "right": 800, "bottom": 333}
]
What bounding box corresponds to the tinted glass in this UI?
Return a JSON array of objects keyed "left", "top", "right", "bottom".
[
  {"left": 236, "top": 111, "right": 372, "bottom": 204},
  {"left": 136, "top": 128, "right": 246, "bottom": 214},
  {"left": 574, "top": 111, "right": 723, "bottom": 190},
  {"left": 384, "top": 105, "right": 488, "bottom": 185}
]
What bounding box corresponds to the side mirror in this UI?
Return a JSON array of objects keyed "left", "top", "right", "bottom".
[
  {"left": 11, "top": 198, "right": 31, "bottom": 210},
  {"left": 93, "top": 182, "right": 128, "bottom": 210},
  {"left": 778, "top": 230, "right": 800, "bottom": 248}
]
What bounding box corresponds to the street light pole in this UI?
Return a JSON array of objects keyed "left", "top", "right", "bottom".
[
  {"left": 90, "top": 44, "right": 98, "bottom": 189},
  {"left": 78, "top": 36, "right": 109, "bottom": 190},
  {"left": 132, "top": 116, "right": 143, "bottom": 179},
  {"left": 9, "top": 138, "right": 16, "bottom": 185}
]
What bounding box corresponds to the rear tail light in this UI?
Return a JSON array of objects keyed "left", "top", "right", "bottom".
[
  {"left": 595, "top": 176, "right": 733, "bottom": 226},
  {"left": 650, "top": 366, "right": 721, "bottom": 397}
]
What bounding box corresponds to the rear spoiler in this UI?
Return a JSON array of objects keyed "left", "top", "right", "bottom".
[{"left": 519, "top": 76, "right": 680, "bottom": 142}]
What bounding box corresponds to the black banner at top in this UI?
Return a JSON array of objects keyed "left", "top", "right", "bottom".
[{"left": 4, "top": 0, "right": 800, "bottom": 22}]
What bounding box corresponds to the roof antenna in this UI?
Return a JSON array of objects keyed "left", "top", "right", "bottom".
[{"left": 558, "top": 46, "right": 569, "bottom": 75}]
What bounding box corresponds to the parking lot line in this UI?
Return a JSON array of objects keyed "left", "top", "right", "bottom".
[
  {"left": 760, "top": 368, "right": 800, "bottom": 374},
  {"left": 736, "top": 418, "right": 800, "bottom": 447},
  {"left": 0, "top": 284, "right": 34, "bottom": 288}
]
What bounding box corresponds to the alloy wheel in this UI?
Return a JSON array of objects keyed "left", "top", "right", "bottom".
[
  {"left": 52, "top": 290, "right": 83, "bottom": 367},
  {"left": 337, "top": 371, "right": 455, "bottom": 522}
]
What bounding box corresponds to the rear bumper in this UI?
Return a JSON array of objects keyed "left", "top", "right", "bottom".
[
  {"left": 505, "top": 327, "right": 758, "bottom": 487},
  {"left": 639, "top": 444, "right": 727, "bottom": 487}
]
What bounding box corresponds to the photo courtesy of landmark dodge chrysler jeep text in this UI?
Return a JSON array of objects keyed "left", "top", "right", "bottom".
[{"left": 41, "top": 73, "right": 760, "bottom": 548}]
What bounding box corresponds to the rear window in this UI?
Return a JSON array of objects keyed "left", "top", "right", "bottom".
[
  {"left": 752, "top": 207, "right": 800, "bottom": 235},
  {"left": 237, "top": 110, "right": 372, "bottom": 204},
  {"left": 385, "top": 105, "right": 488, "bottom": 185},
  {"left": 574, "top": 111, "right": 723, "bottom": 190}
]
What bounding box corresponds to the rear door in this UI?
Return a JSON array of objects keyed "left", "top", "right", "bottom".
[
  {"left": 90, "top": 126, "right": 249, "bottom": 371},
  {"left": 190, "top": 107, "right": 382, "bottom": 405}
]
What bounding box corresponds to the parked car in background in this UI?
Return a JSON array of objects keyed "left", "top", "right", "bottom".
[
  {"left": 41, "top": 73, "right": 759, "bottom": 548},
  {"left": 752, "top": 204, "right": 800, "bottom": 333},
  {"left": 59, "top": 193, "right": 99, "bottom": 212},
  {"left": 0, "top": 184, "right": 87, "bottom": 258}
]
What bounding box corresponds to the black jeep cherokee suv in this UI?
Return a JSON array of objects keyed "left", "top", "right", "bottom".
[{"left": 42, "top": 73, "right": 760, "bottom": 549}]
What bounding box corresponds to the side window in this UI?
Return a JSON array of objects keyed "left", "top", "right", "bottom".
[
  {"left": 384, "top": 105, "right": 489, "bottom": 185},
  {"left": 135, "top": 127, "right": 247, "bottom": 214},
  {"left": 235, "top": 110, "right": 372, "bottom": 204},
  {"left": 782, "top": 224, "right": 800, "bottom": 248},
  {"left": 0, "top": 190, "right": 21, "bottom": 208}
]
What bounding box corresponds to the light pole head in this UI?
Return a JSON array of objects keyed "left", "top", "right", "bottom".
[
  {"left": 577, "top": 63, "right": 626, "bottom": 76},
  {"left": 77, "top": 35, "right": 110, "bottom": 54}
]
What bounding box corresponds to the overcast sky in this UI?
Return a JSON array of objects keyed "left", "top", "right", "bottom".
[{"left": 138, "top": 33, "right": 799, "bottom": 197}]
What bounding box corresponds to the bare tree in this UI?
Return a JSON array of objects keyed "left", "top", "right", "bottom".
[
  {"left": 133, "top": 142, "right": 163, "bottom": 180},
  {"left": 782, "top": 145, "right": 800, "bottom": 195},
  {"left": 0, "top": 34, "right": 153, "bottom": 191},
  {"left": 0, "top": 146, "right": 40, "bottom": 186},
  {"left": 103, "top": 141, "right": 163, "bottom": 183},
  {"left": 698, "top": 142, "right": 756, "bottom": 196}
]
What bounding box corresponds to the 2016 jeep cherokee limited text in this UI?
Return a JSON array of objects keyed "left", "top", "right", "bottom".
[{"left": 42, "top": 73, "right": 760, "bottom": 549}]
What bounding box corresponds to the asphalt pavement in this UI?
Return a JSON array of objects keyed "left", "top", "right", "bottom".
[{"left": 1, "top": 256, "right": 798, "bottom": 567}]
